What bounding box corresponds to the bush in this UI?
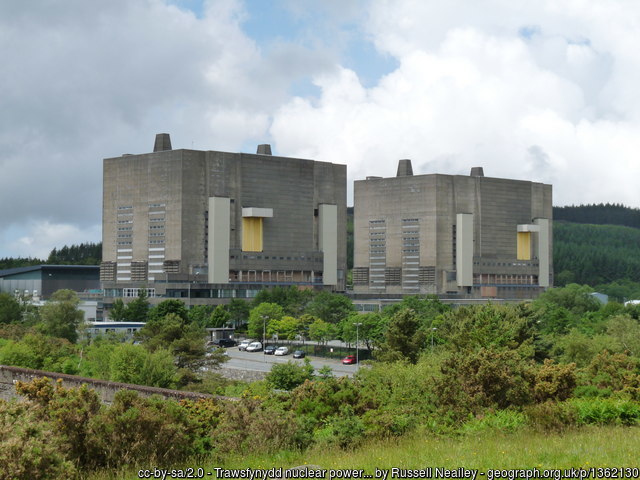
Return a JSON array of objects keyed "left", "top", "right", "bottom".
[
  {"left": 525, "top": 401, "right": 577, "bottom": 432},
  {"left": 582, "top": 351, "right": 640, "bottom": 398},
  {"left": 321, "top": 405, "right": 366, "bottom": 449},
  {"left": 87, "top": 390, "right": 204, "bottom": 468},
  {"left": 532, "top": 359, "right": 577, "bottom": 402},
  {"left": 213, "top": 397, "right": 310, "bottom": 455},
  {"left": 266, "top": 359, "right": 314, "bottom": 390},
  {"left": 434, "top": 348, "right": 533, "bottom": 417},
  {"left": 0, "top": 400, "right": 76, "bottom": 480},
  {"left": 290, "top": 376, "right": 360, "bottom": 421}
]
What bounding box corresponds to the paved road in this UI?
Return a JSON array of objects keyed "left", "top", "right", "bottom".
[{"left": 222, "top": 347, "right": 360, "bottom": 378}]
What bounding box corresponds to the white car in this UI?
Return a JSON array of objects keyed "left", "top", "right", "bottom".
[
  {"left": 245, "top": 341, "right": 263, "bottom": 352},
  {"left": 238, "top": 339, "right": 255, "bottom": 351},
  {"left": 274, "top": 346, "right": 289, "bottom": 356}
]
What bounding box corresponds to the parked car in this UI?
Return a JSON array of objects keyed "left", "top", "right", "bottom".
[
  {"left": 342, "top": 355, "right": 357, "bottom": 365},
  {"left": 274, "top": 346, "right": 289, "bottom": 356},
  {"left": 292, "top": 350, "right": 305, "bottom": 358},
  {"left": 246, "top": 341, "right": 263, "bottom": 352},
  {"left": 264, "top": 345, "right": 277, "bottom": 355},
  {"left": 209, "top": 338, "right": 236, "bottom": 348},
  {"left": 238, "top": 339, "right": 255, "bottom": 351}
]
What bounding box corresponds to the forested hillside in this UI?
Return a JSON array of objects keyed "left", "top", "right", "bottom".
[
  {"left": 554, "top": 203, "right": 640, "bottom": 229},
  {"left": 554, "top": 222, "right": 640, "bottom": 286},
  {"left": 0, "top": 242, "right": 101, "bottom": 270}
]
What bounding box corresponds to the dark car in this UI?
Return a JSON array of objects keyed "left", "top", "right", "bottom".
[
  {"left": 209, "top": 338, "right": 237, "bottom": 348},
  {"left": 292, "top": 350, "right": 306, "bottom": 359},
  {"left": 264, "top": 345, "right": 277, "bottom": 355},
  {"left": 342, "top": 355, "right": 357, "bottom": 365}
]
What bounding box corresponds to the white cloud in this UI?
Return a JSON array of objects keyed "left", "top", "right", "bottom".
[
  {"left": 8, "top": 221, "right": 101, "bottom": 260},
  {"left": 2, "top": 0, "right": 640, "bottom": 258},
  {"left": 270, "top": 0, "right": 640, "bottom": 207},
  {"left": 0, "top": 0, "right": 336, "bottom": 257}
]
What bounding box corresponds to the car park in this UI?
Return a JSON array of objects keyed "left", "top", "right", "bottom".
[
  {"left": 264, "top": 345, "right": 277, "bottom": 355},
  {"left": 238, "top": 339, "right": 255, "bottom": 351},
  {"left": 342, "top": 355, "right": 357, "bottom": 365},
  {"left": 245, "top": 341, "right": 263, "bottom": 352},
  {"left": 292, "top": 350, "right": 305, "bottom": 358},
  {"left": 274, "top": 346, "right": 289, "bottom": 356}
]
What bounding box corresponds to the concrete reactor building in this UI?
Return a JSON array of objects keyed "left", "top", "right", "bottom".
[
  {"left": 101, "top": 134, "right": 347, "bottom": 303},
  {"left": 353, "top": 160, "right": 552, "bottom": 300}
]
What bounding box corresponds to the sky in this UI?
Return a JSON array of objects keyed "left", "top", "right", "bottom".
[{"left": 1, "top": 0, "right": 639, "bottom": 259}]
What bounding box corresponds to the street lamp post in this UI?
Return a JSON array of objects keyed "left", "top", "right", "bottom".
[
  {"left": 353, "top": 322, "right": 362, "bottom": 371},
  {"left": 431, "top": 327, "right": 437, "bottom": 351},
  {"left": 262, "top": 315, "right": 267, "bottom": 363}
]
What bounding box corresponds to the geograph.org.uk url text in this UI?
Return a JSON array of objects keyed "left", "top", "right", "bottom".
[{"left": 137, "top": 467, "right": 640, "bottom": 480}]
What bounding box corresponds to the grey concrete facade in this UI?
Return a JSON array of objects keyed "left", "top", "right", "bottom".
[
  {"left": 101, "top": 134, "right": 347, "bottom": 297},
  {"left": 353, "top": 161, "right": 552, "bottom": 300}
]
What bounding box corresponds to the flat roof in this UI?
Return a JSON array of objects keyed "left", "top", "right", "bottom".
[{"left": 0, "top": 264, "right": 100, "bottom": 278}]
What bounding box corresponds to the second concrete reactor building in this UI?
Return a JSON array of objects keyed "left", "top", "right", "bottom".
[{"left": 353, "top": 160, "right": 552, "bottom": 300}]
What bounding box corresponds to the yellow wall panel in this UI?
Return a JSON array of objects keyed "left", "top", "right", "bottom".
[
  {"left": 517, "top": 232, "right": 531, "bottom": 260},
  {"left": 242, "top": 217, "right": 263, "bottom": 252}
]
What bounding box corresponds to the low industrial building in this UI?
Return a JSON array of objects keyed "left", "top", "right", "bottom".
[
  {"left": 353, "top": 161, "right": 552, "bottom": 300},
  {"left": 0, "top": 265, "right": 100, "bottom": 300}
]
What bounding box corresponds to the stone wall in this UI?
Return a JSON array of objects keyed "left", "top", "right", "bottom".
[{"left": 0, "top": 365, "right": 214, "bottom": 404}]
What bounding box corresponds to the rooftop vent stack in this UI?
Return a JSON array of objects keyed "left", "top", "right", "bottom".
[
  {"left": 257, "top": 144, "right": 272, "bottom": 155},
  {"left": 470, "top": 167, "right": 485, "bottom": 177},
  {"left": 153, "top": 133, "right": 172, "bottom": 152},
  {"left": 396, "top": 159, "right": 414, "bottom": 177}
]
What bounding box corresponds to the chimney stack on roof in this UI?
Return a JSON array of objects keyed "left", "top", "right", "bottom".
[
  {"left": 396, "top": 159, "right": 414, "bottom": 177},
  {"left": 257, "top": 144, "right": 272, "bottom": 155},
  {"left": 470, "top": 167, "right": 485, "bottom": 177},
  {"left": 153, "top": 133, "right": 172, "bottom": 152}
]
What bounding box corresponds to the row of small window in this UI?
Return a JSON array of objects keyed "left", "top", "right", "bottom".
[
  {"left": 118, "top": 232, "right": 164, "bottom": 238},
  {"left": 118, "top": 204, "right": 165, "bottom": 210},
  {"left": 118, "top": 240, "right": 166, "bottom": 246},
  {"left": 232, "top": 255, "right": 322, "bottom": 262},
  {"left": 402, "top": 218, "right": 419, "bottom": 223}
]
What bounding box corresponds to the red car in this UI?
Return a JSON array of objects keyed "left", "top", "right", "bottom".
[{"left": 342, "top": 355, "right": 357, "bottom": 365}]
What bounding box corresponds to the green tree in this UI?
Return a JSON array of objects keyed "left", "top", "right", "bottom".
[
  {"left": 148, "top": 299, "right": 188, "bottom": 323},
  {"left": 306, "top": 291, "right": 355, "bottom": 324},
  {"left": 38, "top": 290, "right": 84, "bottom": 343},
  {"left": 377, "top": 309, "right": 426, "bottom": 364},
  {"left": 308, "top": 318, "right": 336, "bottom": 344},
  {"left": 210, "top": 305, "right": 231, "bottom": 328},
  {"left": 247, "top": 303, "right": 284, "bottom": 339},
  {"left": 227, "top": 299, "right": 250, "bottom": 328},
  {"left": 252, "top": 286, "right": 313, "bottom": 316},
  {"left": 188, "top": 305, "right": 214, "bottom": 327},
  {"left": 533, "top": 284, "right": 601, "bottom": 316},
  {"left": 123, "top": 289, "right": 150, "bottom": 322},
  {"left": 272, "top": 315, "right": 303, "bottom": 340},
  {"left": 0, "top": 293, "right": 21, "bottom": 324},
  {"left": 339, "top": 312, "right": 386, "bottom": 351},
  {"left": 108, "top": 298, "right": 127, "bottom": 321}
]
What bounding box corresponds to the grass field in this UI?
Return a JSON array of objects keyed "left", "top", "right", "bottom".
[{"left": 90, "top": 426, "right": 640, "bottom": 479}]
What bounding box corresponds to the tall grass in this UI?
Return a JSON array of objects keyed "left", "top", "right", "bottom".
[{"left": 88, "top": 426, "right": 640, "bottom": 479}]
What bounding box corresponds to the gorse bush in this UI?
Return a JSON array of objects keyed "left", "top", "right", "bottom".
[{"left": 0, "top": 400, "right": 76, "bottom": 480}]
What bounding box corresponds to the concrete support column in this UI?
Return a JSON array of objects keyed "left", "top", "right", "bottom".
[
  {"left": 208, "top": 197, "right": 230, "bottom": 284},
  {"left": 456, "top": 213, "right": 473, "bottom": 287}
]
